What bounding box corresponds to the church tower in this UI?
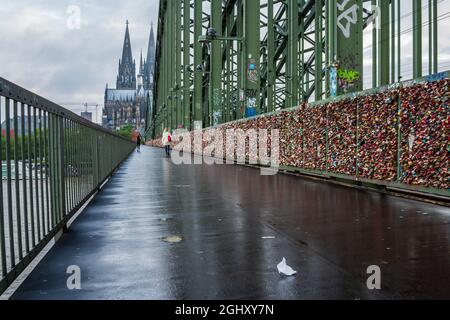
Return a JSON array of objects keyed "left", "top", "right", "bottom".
[
  {"left": 116, "top": 20, "right": 136, "bottom": 90},
  {"left": 143, "top": 22, "right": 156, "bottom": 91}
]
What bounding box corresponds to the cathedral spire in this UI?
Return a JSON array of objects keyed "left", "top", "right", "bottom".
[
  {"left": 117, "top": 20, "right": 136, "bottom": 90},
  {"left": 146, "top": 22, "right": 155, "bottom": 66},
  {"left": 139, "top": 49, "right": 144, "bottom": 74},
  {"left": 122, "top": 20, "right": 133, "bottom": 64},
  {"left": 142, "top": 21, "right": 156, "bottom": 90}
]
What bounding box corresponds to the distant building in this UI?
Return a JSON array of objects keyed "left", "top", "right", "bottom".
[
  {"left": 103, "top": 20, "right": 155, "bottom": 131},
  {"left": 81, "top": 111, "right": 92, "bottom": 122}
]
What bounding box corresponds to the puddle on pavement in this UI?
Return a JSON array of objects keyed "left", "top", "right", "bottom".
[{"left": 162, "top": 235, "right": 183, "bottom": 243}]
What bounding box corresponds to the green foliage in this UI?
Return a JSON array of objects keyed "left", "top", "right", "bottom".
[
  {"left": 1, "top": 129, "right": 48, "bottom": 161},
  {"left": 116, "top": 124, "right": 134, "bottom": 139}
]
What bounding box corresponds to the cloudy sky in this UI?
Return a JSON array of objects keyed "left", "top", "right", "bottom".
[
  {"left": 0, "top": 0, "right": 159, "bottom": 122},
  {"left": 0, "top": 0, "right": 449, "bottom": 123}
]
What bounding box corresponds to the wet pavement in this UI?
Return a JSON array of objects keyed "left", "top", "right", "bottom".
[{"left": 11, "top": 147, "right": 450, "bottom": 299}]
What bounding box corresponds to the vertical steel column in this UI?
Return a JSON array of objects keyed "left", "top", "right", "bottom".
[
  {"left": 372, "top": 0, "right": 377, "bottom": 87},
  {"left": 325, "top": 0, "right": 330, "bottom": 96},
  {"left": 211, "top": 0, "right": 222, "bottom": 126},
  {"left": 299, "top": 0, "right": 305, "bottom": 101},
  {"left": 59, "top": 117, "right": 66, "bottom": 219},
  {"left": 335, "top": 0, "right": 363, "bottom": 94},
  {"left": 286, "top": 0, "right": 299, "bottom": 108},
  {"left": 236, "top": 0, "right": 244, "bottom": 119},
  {"left": 267, "top": 0, "right": 275, "bottom": 112},
  {"left": 433, "top": 0, "right": 437, "bottom": 73},
  {"left": 328, "top": 0, "right": 338, "bottom": 95},
  {"left": 379, "top": 0, "right": 390, "bottom": 86},
  {"left": 429, "top": 0, "right": 432, "bottom": 75},
  {"left": 20, "top": 103, "right": 29, "bottom": 253},
  {"left": 391, "top": 0, "right": 396, "bottom": 82},
  {"left": 315, "top": 0, "right": 324, "bottom": 101},
  {"left": 413, "top": 0, "right": 422, "bottom": 78},
  {"left": 397, "top": 0, "right": 401, "bottom": 81},
  {"left": 183, "top": 0, "right": 191, "bottom": 128},
  {"left": 243, "top": 0, "right": 261, "bottom": 117},
  {"left": 175, "top": 0, "right": 182, "bottom": 128},
  {"left": 225, "top": 8, "right": 233, "bottom": 122},
  {"left": 193, "top": 0, "right": 203, "bottom": 125},
  {"left": 27, "top": 105, "right": 35, "bottom": 246},
  {"left": 167, "top": 4, "right": 173, "bottom": 130}
]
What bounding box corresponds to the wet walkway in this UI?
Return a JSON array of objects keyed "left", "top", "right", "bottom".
[{"left": 11, "top": 147, "right": 450, "bottom": 299}]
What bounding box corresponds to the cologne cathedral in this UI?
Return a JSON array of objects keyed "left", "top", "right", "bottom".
[{"left": 103, "top": 20, "right": 155, "bottom": 130}]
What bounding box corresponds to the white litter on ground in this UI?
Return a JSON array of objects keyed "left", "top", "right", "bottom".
[{"left": 277, "top": 258, "right": 297, "bottom": 276}]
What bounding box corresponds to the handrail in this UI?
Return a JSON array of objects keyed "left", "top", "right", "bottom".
[{"left": 0, "top": 77, "right": 135, "bottom": 295}]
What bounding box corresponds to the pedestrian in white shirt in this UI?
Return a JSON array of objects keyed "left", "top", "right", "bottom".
[{"left": 162, "top": 128, "right": 172, "bottom": 157}]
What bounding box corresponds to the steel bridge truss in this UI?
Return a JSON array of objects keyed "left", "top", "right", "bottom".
[{"left": 148, "top": 0, "right": 440, "bottom": 138}]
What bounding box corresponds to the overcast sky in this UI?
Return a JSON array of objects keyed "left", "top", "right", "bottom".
[
  {"left": 0, "top": 0, "right": 159, "bottom": 122},
  {"left": 0, "top": 0, "right": 449, "bottom": 123}
]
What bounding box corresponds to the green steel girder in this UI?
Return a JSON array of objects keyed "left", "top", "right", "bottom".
[{"left": 149, "top": 0, "right": 440, "bottom": 137}]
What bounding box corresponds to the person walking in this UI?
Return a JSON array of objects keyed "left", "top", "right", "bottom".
[
  {"left": 136, "top": 133, "right": 142, "bottom": 152},
  {"left": 162, "top": 128, "right": 172, "bottom": 157}
]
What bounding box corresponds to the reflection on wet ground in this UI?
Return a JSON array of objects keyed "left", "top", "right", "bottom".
[{"left": 11, "top": 147, "right": 450, "bottom": 299}]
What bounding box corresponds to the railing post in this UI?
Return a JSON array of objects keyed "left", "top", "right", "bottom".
[{"left": 59, "top": 116, "right": 66, "bottom": 229}]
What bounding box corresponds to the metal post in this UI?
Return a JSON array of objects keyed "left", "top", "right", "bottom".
[
  {"left": 429, "top": 0, "right": 432, "bottom": 75},
  {"left": 286, "top": 0, "right": 299, "bottom": 108},
  {"left": 433, "top": 0, "right": 437, "bottom": 74},
  {"left": 183, "top": 0, "right": 191, "bottom": 128},
  {"left": 267, "top": 0, "right": 275, "bottom": 112},
  {"left": 236, "top": 0, "right": 244, "bottom": 119},
  {"left": 211, "top": 0, "right": 222, "bottom": 125},
  {"left": 315, "top": 0, "right": 324, "bottom": 101},
  {"left": 372, "top": 0, "right": 377, "bottom": 87},
  {"left": 244, "top": 0, "right": 261, "bottom": 116},
  {"left": 175, "top": 0, "right": 182, "bottom": 128},
  {"left": 391, "top": 0, "right": 396, "bottom": 82},
  {"left": 20, "top": 104, "right": 29, "bottom": 254},
  {"left": 335, "top": 0, "right": 363, "bottom": 94},
  {"left": 413, "top": 0, "right": 422, "bottom": 78},
  {"left": 193, "top": 0, "right": 203, "bottom": 125},
  {"left": 397, "top": 0, "right": 401, "bottom": 81},
  {"left": 379, "top": 0, "right": 390, "bottom": 86}
]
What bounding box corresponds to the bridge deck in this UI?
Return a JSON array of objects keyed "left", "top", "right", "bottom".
[{"left": 11, "top": 147, "right": 450, "bottom": 299}]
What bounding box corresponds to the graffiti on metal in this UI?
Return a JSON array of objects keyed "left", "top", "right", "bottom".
[{"left": 337, "top": 0, "right": 359, "bottom": 38}]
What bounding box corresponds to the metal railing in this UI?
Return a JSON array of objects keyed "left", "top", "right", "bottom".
[{"left": 0, "top": 77, "right": 135, "bottom": 294}]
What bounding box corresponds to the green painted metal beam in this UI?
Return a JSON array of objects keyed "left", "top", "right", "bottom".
[
  {"left": 334, "top": 0, "right": 363, "bottom": 95},
  {"left": 210, "top": 0, "right": 222, "bottom": 126},
  {"left": 379, "top": 0, "right": 389, "bottom": 86},
  {"left": 243, "top": 0, "right": 260, "bottom": 117},
  {"left": 183, "top": 0, "right": 191, "bottom": 128},
  {"left": 175, "top": 0, "right": 182, "bottom": 128},
  {"left": 193, "top": 0, "right": 203, "bottom": 127},
  {"left": 267, "top": 0, "right": 275, "bottom": 112},
  {"left": 315, "top": 0, "right": 324, "bottom": 101},
  {"left": 286, "top": 0, "right": 299, "bottom": 108},
  {"left": 413, "top": 0, "right": 422, "bottom": 78}
]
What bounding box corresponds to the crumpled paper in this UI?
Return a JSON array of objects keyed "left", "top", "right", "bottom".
[{"left": 277, "top": 257, "right": 297, "bottom": 276}]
